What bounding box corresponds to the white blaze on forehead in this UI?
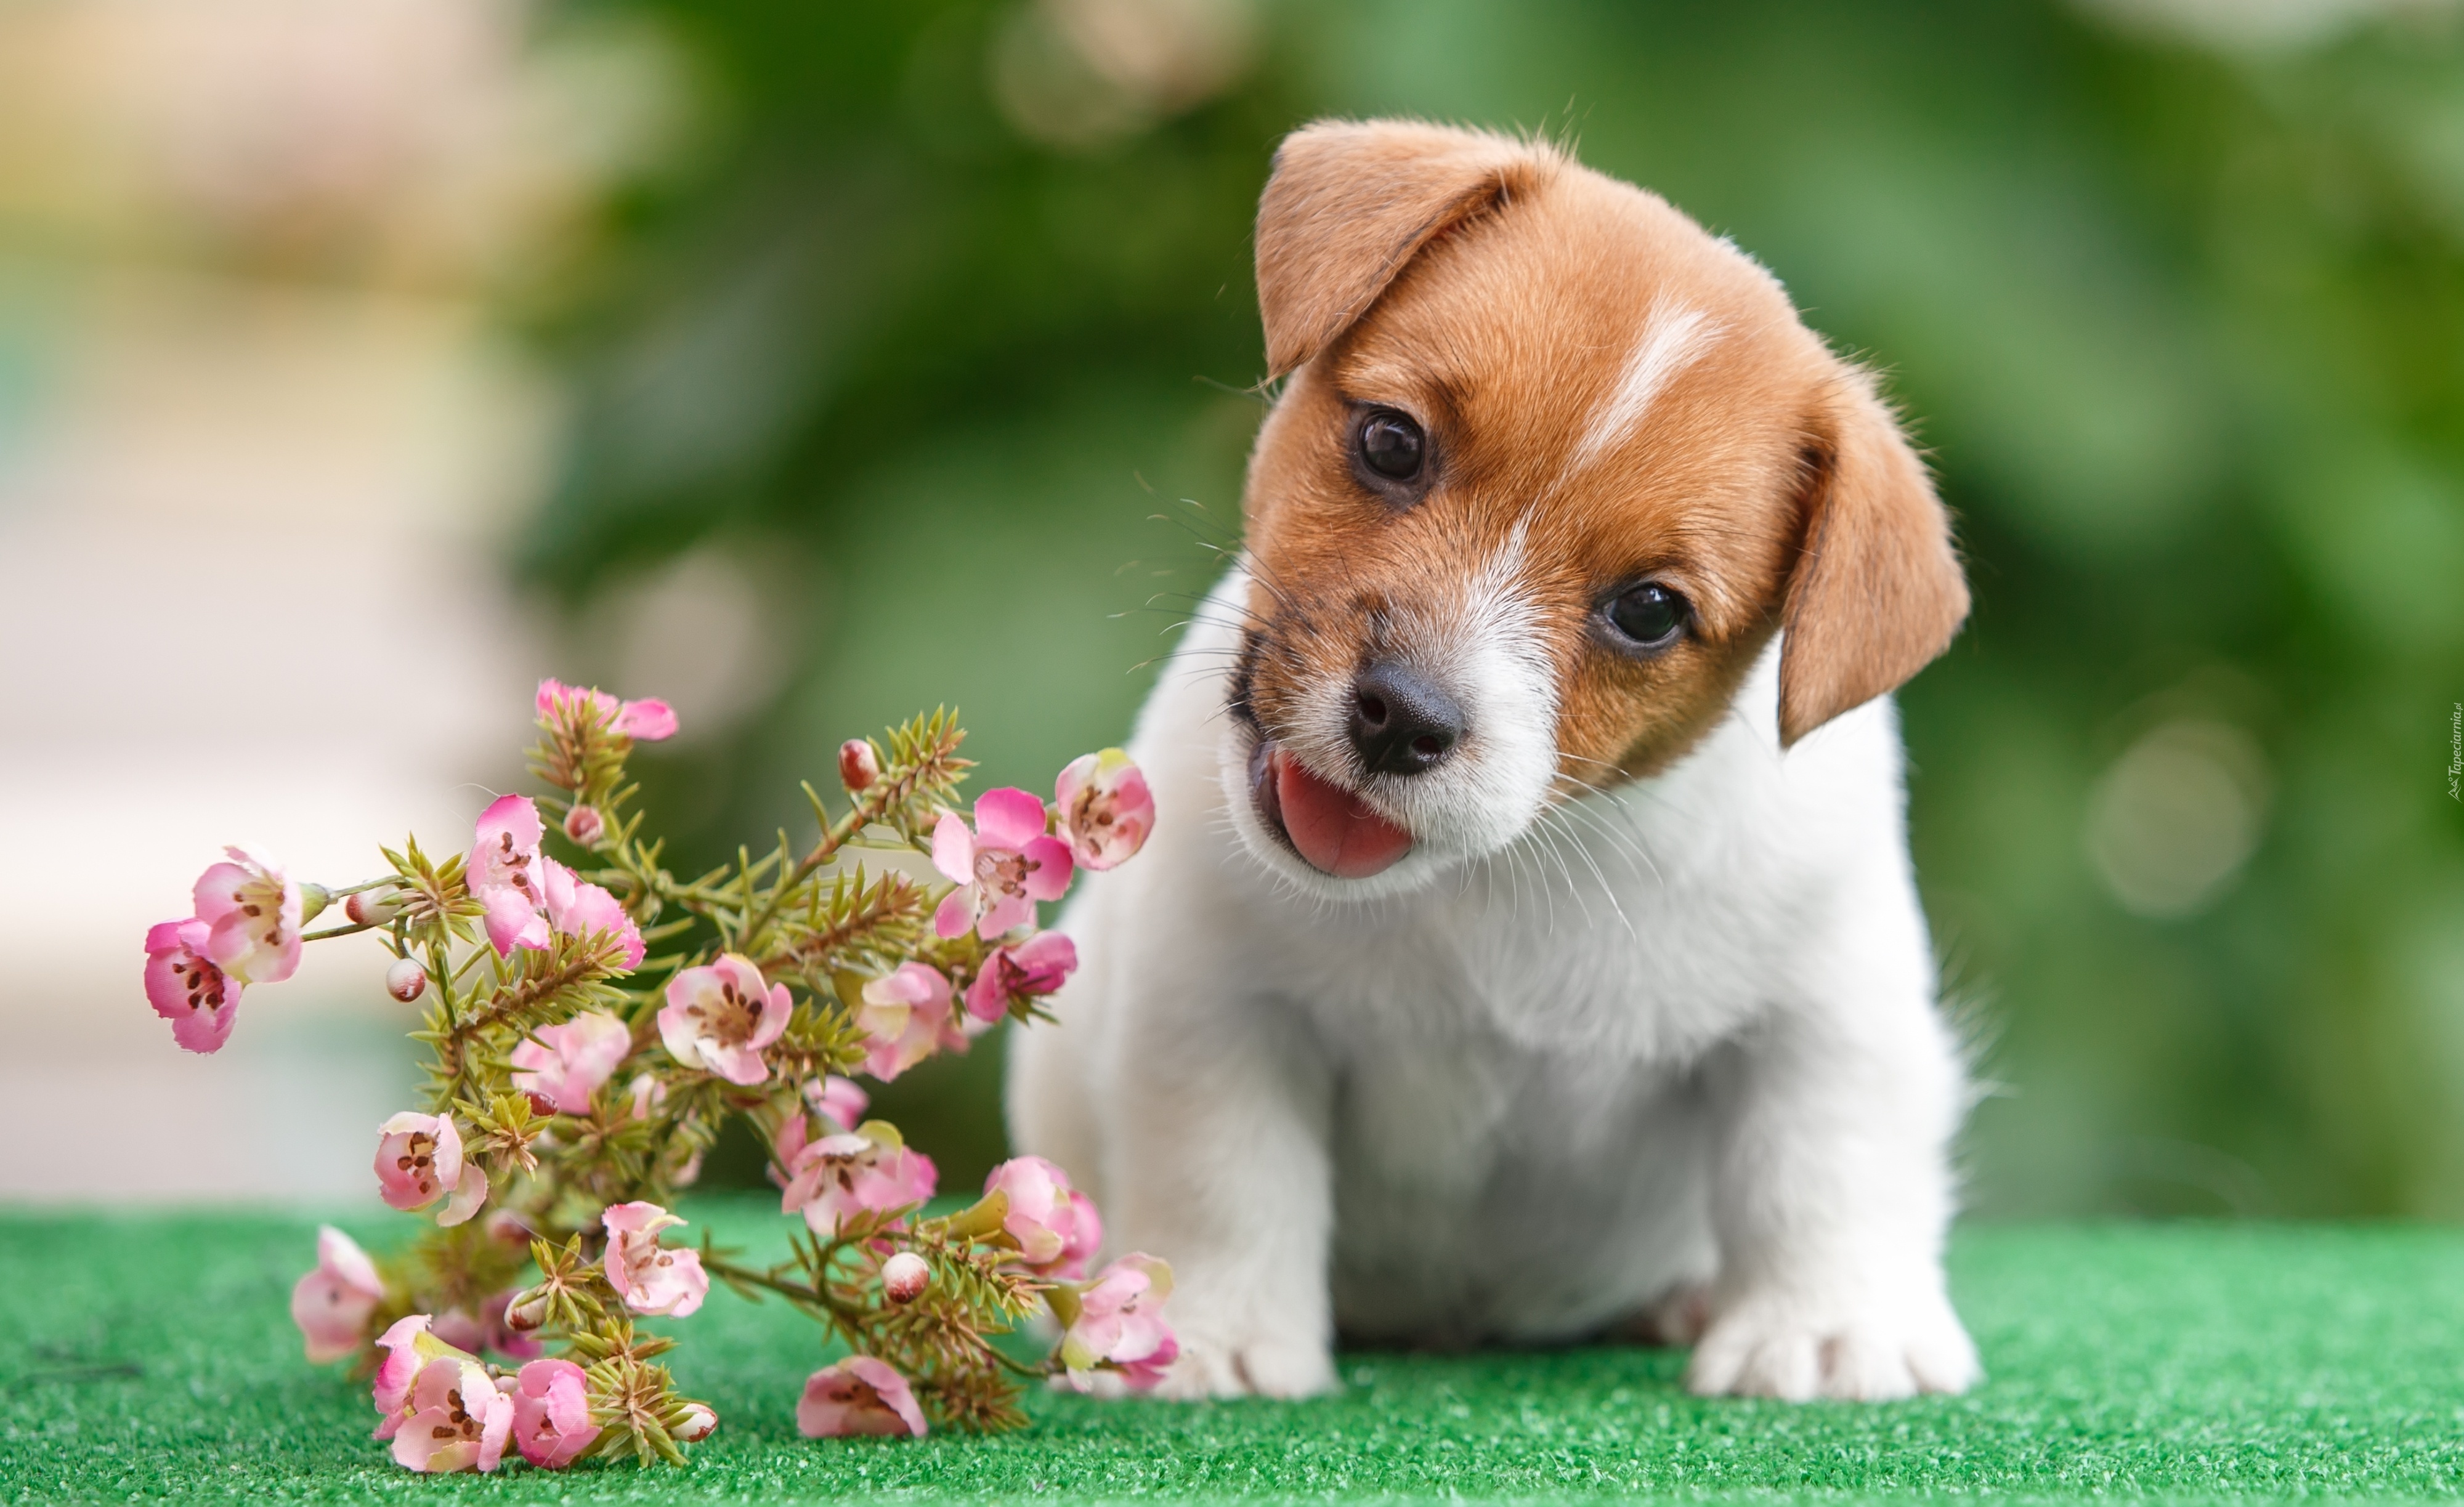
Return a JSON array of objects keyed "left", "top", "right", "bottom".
[{"left": 1566, "top": 302, "right": 1720, "bottom": 477}]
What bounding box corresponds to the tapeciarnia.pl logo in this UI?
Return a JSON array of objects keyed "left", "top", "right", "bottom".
[{"left": 2450, "top": 701, "right": 2461, "bottom": 801}]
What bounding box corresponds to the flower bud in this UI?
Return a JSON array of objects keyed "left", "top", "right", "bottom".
[
  {"left": 562, "top": 804, "right": 606, "bottom": 847},
  {"left": 385, "top": 957, "right": 428, "bottom": 1003},
  {"left": 503, "top": 1288, "right": 551, "bottom": 1333},
  {"left": 501, "top": 1285, "right": 553, "bottom": 1333},
  {"left": 838, "top": 739, "right": 879, "bottom": 793},
  {"left": 676, "top": 1402, "right": 718, "bottom": 1442},
  {"left": 881, "top": 1251, "right": 930, "bottom": 1304},
  {"left": 347, "top": 887, "right": 405, "bottom": 926}
]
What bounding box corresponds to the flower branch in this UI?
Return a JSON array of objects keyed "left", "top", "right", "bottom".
[{"left": 149, "top": 681, "right": 1167, "bottom": 1476}]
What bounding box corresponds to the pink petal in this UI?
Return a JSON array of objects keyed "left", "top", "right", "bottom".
[
  {"left": 292, "top": 1267, "right": 379, "bottom": 1363},
  {"left": 1014, "top": 929, "right": 1078, "bottom": 984},
  {"left": 168, "top": 996, "right": 239, "bottom": 1053},
  {"left": 810, "top": 1075, "right": 869, "bottom": 1132},
  {"left": 602, "top": 1200, "right": 680, "bottom": 1239},
  {"left": 656, "top": 996, "right": 705, "bottom": 1070},
  {"left": 318, "top": 1225, "right": 383, "bottom": 1296},
  {"left": 772, "top": 1115, "right": 810, "bottom": 1184},
  {"left": 704, "top": 1041, "right": 771, "bottom": 1087},
  {"left": 1020, "top": 836, "right": 1076, "bottom": 901},
  {"left": 931, "top": 886, "right": 975, "bottom": 940},
  {"left": 614, "top": 698, "right": 678, "bottom": 740},
  {"left": 548, "top": 878, "right": 643, "bottom": 969},
  {"left": 975, "top": 889, "right": 1034, "bottom": 940},
  {"left": 930, "top": 812, "right": 974, "bottom": 885},
  {"left": 370, "top": 1315, "right": 431, "bottom": 1415},
  {"left": 474, "top": 794, "right": 543, "bottom": 853},
  {"left": 798, "top": 1357, "right": 927, "bottom": 1438},
  {"left": 437, "top": 1163, "right": 490, "bottom": 1227},
  {"left": 974, "top": 786, "right": 1052, "bottom": 850},
  {"left": 657, "top": 1248, "right": 709, "bottom": 1317},
  {"left": 190, "top": 862, "right": 251, "bottom": 926},
  {"left": 482, "top": 888, "right": 550, "bottom": 958},
  {"left": 477, "top": 1386, "right": 513, "bottom": 1472},
  {"left": 1055, "top": 751, "right": 1095, "bottom": 815},
  {"left": 962, "top": 964, "right": 1007, "bottom": 1023},
  {"left": 749, "top": 983, "right": 793, "bottom": 1049},
  {"left": 391, "top": 1407, "right": 458, "bottom": 1470}
]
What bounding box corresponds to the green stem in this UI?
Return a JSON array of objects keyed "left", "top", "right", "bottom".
[
  {"left": 735, "top": 745, "right": 955, "bottom": 952},
  {"left": 431, "top": 948, "right": 611, "bottom": 1110},
  {"left": 702, "top": 1254, "right": 865, "bottom": 1328}
]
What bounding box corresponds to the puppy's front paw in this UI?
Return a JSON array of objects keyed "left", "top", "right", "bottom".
[
  {"left": 1156, "top": 1324, "right": 1337, "bottom": 1400},
  {"left": 1684, "top": 1287, "right": 1979, "bottom": 1401}
]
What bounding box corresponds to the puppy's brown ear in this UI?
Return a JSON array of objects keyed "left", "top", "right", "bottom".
[
  {"left": 1777, "top": 368, "right": 1971, "bottom": 746},
  {"left": 1257, "top": 119, "right": 1545, "bottom": 378}
]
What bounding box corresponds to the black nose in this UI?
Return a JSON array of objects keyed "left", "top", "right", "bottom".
[{"left": 1349, "top": 660, "right": 1465, "bottom": 777}]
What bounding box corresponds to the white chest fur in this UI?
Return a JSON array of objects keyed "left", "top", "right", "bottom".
[{"left": 1010, "top": 578, "right": 1952, "bottom": 1356}]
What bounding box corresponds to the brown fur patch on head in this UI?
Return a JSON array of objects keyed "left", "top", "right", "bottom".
[{"left": 1236, "top": 118, "right": 1968, "bottom": 814}]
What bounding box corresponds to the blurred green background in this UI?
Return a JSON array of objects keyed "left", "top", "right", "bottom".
[{"left": 511, "top": 0, "right": 2464, "bottom": 1215}]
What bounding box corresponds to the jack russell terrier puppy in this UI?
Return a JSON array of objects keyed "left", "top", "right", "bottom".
[{"left": 1009, "top": 119, "right": 1979, "bottom": 1402}]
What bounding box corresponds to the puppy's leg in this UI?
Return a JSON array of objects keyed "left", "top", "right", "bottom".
[
  {"left": 1687, "top": 935, "right": 1980, "bottom": 1400},
  {"left": 1006, "top": 886, "right": 1113, "bottom": 1192},
  {"left": 1098, "top": 958, "right": 1337, "bottom": 1400}
]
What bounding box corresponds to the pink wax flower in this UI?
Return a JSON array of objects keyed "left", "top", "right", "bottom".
[
  {"left": 601, "top": 1201, "right": 708, "bottom": 1318},
  {"left": 854, "top": 963, "right": 962, "bottom": 1081},
  {"left": 469, "top": 795, "right": 551, "bottom": 957},
  {"left": 144, "top": 918, "right": 241, "bottom": 1054},
  {"left": 291, "top": 1225, "right": 384, "bottom": 1364},
  {"left": 881, "top": 1251, "right": 930, "bottom": 1304},
  {"left": 625, "top": 1072, "right": 666, "bottom": 1121},
  {"left": 983, "top": 1155, "right": 1103, "bottom": 1280},
  {"left": 807, "top": 1074, "right": 869, "bottom": 1134},
  {"left": 1056, "top": 1253, "right": 1178, "bottom": 1392},
  {"left": 676, "top": 1403, "right": 718, "bottom": 1442},
  {"left": 509, "top": 1358, "right": 599, "bottom": 1469},
  {"left": 372, "top": 1316, "right": 512, "bottom": 1473},
  {"left": 537, "top": 679, "right": 678, "bottom": 741},
  {"left": 659, "top": 954, "right": 790, "bottom": 1085},
  {"left": 192, "top": 845, "right": 305, "bottom": 985},
  {"left": 539, "top": 859, "right": 646, "bottom": 970},
  {"left": 796, "top": 1356, "right": 926, "bottom": 1439},
  {"left": 780, "top": 1127, "right": 937, "bottom": 1235},
  {"left": 963, "top": 930, "right": 1079, "bottom": 1024},
  {"left": 1055, "top": 748, "right": 1155, "bottom": 871},
  {"left": 772, "top": 1075, "right": 872, "bottom": 1186},
  {"left": 375, "top": 1112, "right": 463, "bottom": 1213},
  {"left": 509, "top": 1010, "right": 633, "bottom": 1115},
  {"left": 395, "top": 1359, "right": 513, "bottom": 1473},
  {"left": 930, "top": 788, "right": 1074, "bottom": 940},
  {"left": 562, "top": 804, "right": 606, "bottom": 846}
]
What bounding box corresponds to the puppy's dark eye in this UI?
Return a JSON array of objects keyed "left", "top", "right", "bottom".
[
  {"left": 1357, "top": 410, "right": 1424, "bottom": 480},
  {"left": 1605, "top": 583, "right": 1688, "bottom": 650}
]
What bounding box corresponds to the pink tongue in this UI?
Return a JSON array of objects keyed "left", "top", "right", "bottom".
[{"left": 1274, "top": 749, "right": 1414, "bottom": 879}]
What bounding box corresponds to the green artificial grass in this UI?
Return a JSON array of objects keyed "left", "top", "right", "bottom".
[{"left": 4, "top": 1203, "right": 2462, "bottom": 1505}]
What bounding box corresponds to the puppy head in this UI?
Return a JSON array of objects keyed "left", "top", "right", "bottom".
[{"left": 1222, "top": 120, "right": 1969, "bottom": 898}]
